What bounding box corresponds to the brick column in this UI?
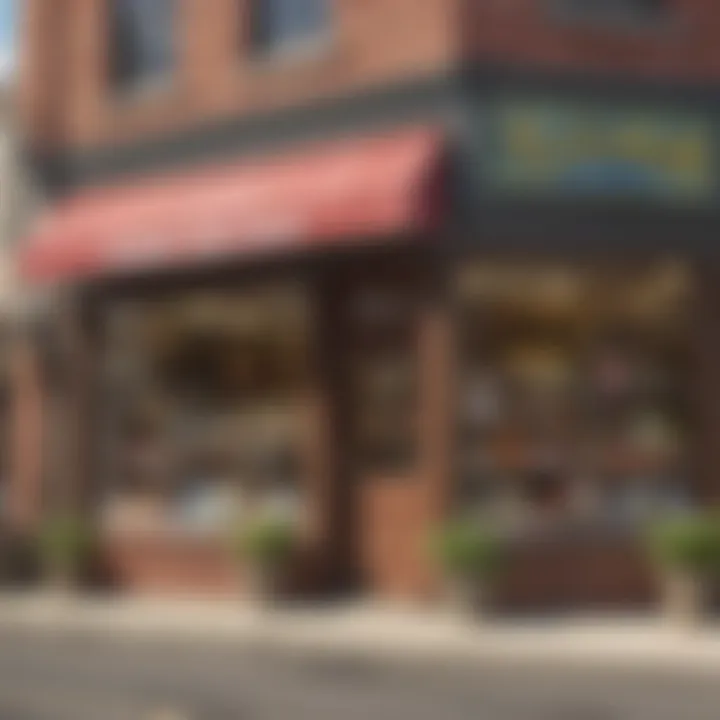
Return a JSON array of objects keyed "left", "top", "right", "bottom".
[
  {"left": 415, "top": 268, "right": 454, "bottom": 597},
  {"left": 7, "top": 327, "right": 44, "bottom": 531},
  {"left": 49, "top": 290, "right": 101, "bottom": 517},
  {"left": 688, "top": 263, "right": 720, "bottom": 504}
]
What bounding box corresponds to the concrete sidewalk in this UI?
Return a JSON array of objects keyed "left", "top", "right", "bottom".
[{"left": 2, "top": 593, "right": 720, "bottom": 673}]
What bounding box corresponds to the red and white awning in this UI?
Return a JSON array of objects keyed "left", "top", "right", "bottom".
[{"left": 21, "top": 127, "right": 444, "bottom": 283}]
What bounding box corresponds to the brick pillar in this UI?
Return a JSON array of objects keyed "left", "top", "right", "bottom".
[
  {"left": 50, "top": 290, "right": 101, "bottom": 516},
  {"left": 349, "top": 255, "right": 453, "bottom": 601},
  {"left": 689, "top": 263, "right": 720, "bottom": 504},
  {"left": 415, "top": 270, "right": 454, "bottom": 596},
  {"left": 7, "top": 329, "right": 44, "bottom": 531}
]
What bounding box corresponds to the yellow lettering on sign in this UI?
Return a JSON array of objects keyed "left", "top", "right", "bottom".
[{"left": 498, "top": 103, "right": 711, "bottom": 198}]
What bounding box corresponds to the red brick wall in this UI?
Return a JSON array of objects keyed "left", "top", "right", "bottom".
[
  {"left": 20, "top": 0, "right": 456, "bottom": 153},
  {"left": 22, "top": 0, "right": 720, "bottom": 158},
  {"left": 19, "top": 0, "right": 69, "bottom": 148},
  {"left": 7, "top": 337, "right": 44, "bottom": 531},
  {"left": 460, "top": 0, "right": 720, "bottom": 81}
]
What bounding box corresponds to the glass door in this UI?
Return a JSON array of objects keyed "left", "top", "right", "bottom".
[{"left": 342, "top": 268, "right": 431, "bottom": 598}]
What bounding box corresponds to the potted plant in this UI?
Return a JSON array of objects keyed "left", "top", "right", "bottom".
[
  {"left": 646, "top": 513, "right": 720, "bottom": 625},
  {"left": 230, "top": 516, "right": 296, "bottom": 604},
  {"left": 431, "top": 519, "right": 506, "bottom": 616},
  {"left": 37, "top": 514, "right": 95, "bottom": 593}
]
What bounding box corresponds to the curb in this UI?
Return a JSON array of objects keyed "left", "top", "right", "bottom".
[{"left": 2, "top": 598, "right": 720, "bottom": 675}]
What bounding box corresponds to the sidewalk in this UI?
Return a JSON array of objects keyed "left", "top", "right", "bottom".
[{"left": 2, "top": 592, "right": 720, "bottom": 673}]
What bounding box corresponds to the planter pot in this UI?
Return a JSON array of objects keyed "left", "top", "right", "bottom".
[
  {"left": 0, "top": 527, "right": 26, "bottom": 585},
  {"left": 44, "top": 562, "right": 84, "bottom": 596},
  {"left": 661, "top": 570, "right": 711, "bottom": 627}
]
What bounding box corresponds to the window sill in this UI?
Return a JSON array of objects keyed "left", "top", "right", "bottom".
[
  {"left": 550, "top": 11, "right": 676, "bottom": 35},
  {"left": 101, "top": 523, "right": 226, "bottom": 545},
  {"left": 548, "top": 0, "right": 678, "bottom": 35},
  {"left": 244, "top": 33, "right": 338, "bottom": 75},
  {"left": 110, "top": 75, "right": 177, "bottom": 110}
]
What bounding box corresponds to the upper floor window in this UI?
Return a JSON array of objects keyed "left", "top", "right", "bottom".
[
  {"left": 250, "top": 0, "right": 331, "bottom": 57},
  {"left": 553, "top": 0, "right": 668, "bottom": 24},
  {"left": 109, "top": 0, "right": 177, "bottom": 92}
]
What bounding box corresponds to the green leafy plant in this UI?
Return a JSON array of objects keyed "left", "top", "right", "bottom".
[
  {"left": 38, "top": 514, "right": 95, "bottom": 578},
  {"left": 431, "top": 520, "right": 506, "bottom": 581},
  {"left": 646, "top": 514, "right": 720, "bottom": 577},
  {"left": 230, "top": 517, "right": 296, "bottom": 569}
]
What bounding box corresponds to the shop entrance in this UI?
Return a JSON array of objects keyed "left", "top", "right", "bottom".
[{"left": 339, "top": 262, "right": 444, "bottom": 600}]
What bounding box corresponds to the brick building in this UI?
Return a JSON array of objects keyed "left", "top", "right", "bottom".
[
  {"left": 0, "top": 82, "right": 44, "bottom": 541},
  {"left": 15, "top": 0, "right": 720, "bottom": 606}
]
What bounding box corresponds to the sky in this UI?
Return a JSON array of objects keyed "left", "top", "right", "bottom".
[{"left": 0, "top": 0, "right": 15, "bottom": 79}]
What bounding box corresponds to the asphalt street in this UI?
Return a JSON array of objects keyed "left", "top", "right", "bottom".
[{"left": 0, "top": 628, "right": 719, "bottom": 719}]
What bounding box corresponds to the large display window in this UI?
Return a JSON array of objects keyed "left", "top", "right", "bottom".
[
  {"left": 99, "top": 284, "right": 312, "bottom": 539},
  {"left": 454, "top": 260, "right": 691, "bottom": 539}
]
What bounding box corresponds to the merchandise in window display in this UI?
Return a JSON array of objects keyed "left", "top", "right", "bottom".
[
  {"left": 174, "top": 482, "right": 239, "bottom": 535},
  {"left": 627, "top": 412, "right": 681, "bottom": 458},
  {"left": 457, "top": 444, "right": 496, "bottom": 477},
  {"left": 456, "top": 475, "right": 498, "bottom": 514},
  {"left": 592, "top": 352, "right": 636, "bottom": 398},
  {"left": 602, "top": 476, "right": 690, "bottom": 530},
  {"left": 457, "top": 262, "right": 688, "bottom": 538},
  {"left": 468, "top": 480, "right": 528, "bottom": 536},
  {"left": 260, "top": 486, "right": 304, "bottom": 527},
  {"left": 610, "top": 479, "right": 657, "bottom": 527},
  {"left": 498, "top": 487, "right": 534, "bottom": 537},
  {"left": 101, "top": 287, "right": 312, "bottom": 535},
  {"left": 463, "top": 374, "right": 504, "bottom": 428},
  {"left": 567, "top": 476, "right": 604, "bottom": 525},
  {"left": 506, "top": 346, "right": 575, "bottom": 394}
]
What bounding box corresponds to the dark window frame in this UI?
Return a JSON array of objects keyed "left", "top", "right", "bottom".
[
  {"left": 248, "top": 0, "right": 333, "bottom": 59},
  {"left": 108, "top": 0, "right": 178, "bottom": 95},
  {"left": 551, "top": 0, "right": 670, "bottom": 28}
]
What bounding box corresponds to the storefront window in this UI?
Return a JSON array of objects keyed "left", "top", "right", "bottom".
[
  {"left": 99, "top": 285, "right": 312, "bottom": 539},
  {"left": 109, "top": 0, "right": 177, "bottom": 92},
  {"left": 454, "top": 261, "right": 690, "bottom": 539},
  {"left": 249, "top": 0, "right": 331, "bottom": 57}
]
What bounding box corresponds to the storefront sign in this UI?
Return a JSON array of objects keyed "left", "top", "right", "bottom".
[{"left": 486, "top": 100, "right": 715, "bottom": 203}]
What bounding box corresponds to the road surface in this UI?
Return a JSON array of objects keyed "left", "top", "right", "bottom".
[{"left": 0, "top": 628, "right": 719, "bottom": 719}]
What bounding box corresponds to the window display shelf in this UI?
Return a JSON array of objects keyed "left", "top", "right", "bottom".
[
  {"left": 100, "top": 284, "right": 313, "bottom": 539},
  {"left": 454, "top": 261, "right": 689, "bottom": 535}
]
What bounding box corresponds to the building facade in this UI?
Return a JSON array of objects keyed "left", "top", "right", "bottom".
[
  {"left": 16, "top": 0, "right": 720, "bottom": 606},
  {"left": 0, "top": 83, "right": 44, "bottom": 542}
]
